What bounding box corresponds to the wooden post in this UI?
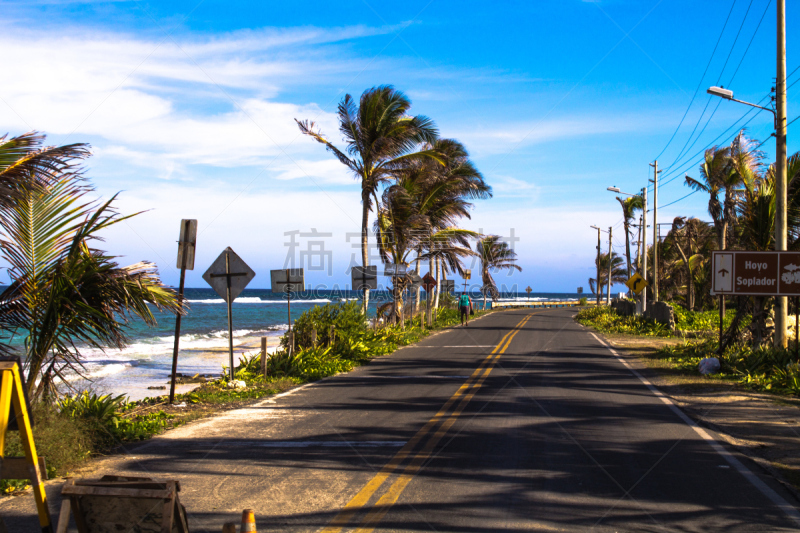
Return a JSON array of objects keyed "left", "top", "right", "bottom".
[
  {"left": 169, "top": 219, "right": 195, "bottom": 405},
  {"left": 719, "top": 295, "right": 724, "bottom": 356},
  {"left": 226, "top": 252, "right": 234, "bottom": 382},
  {"left": 261, "top": 337, "right": 268, "bottom": 377},
  {"left": 311, "top": 328, "right": 317, "bottom": 348}
]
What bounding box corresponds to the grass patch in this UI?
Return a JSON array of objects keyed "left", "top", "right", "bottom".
[
  {"left": 1, "top": 403, "right": 92, "bottom": 494},
  {"left": 652, "top": 339, "right": 800, "bottom": 397},
  {"left": 576, "top": 306, "right": 671, "bottom": 337}
]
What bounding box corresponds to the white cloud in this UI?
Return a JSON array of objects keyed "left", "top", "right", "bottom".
[
  {"left": 452, "top": 114, "right": 652, "bottom": 156},
  {"left": 0, "top": 26, "right": 377, "bottom": 176}
]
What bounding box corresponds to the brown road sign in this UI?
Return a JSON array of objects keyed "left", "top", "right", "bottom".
[
  {"left": 423, "top": 273, "right": 436, "bottom": 292},
  {"left": 711, "top": 251, "right": 800, "bottom": 296}
]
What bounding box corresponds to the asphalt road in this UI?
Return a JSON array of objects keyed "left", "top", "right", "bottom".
[{"left": 4, "top": 308, "right": 800, "bottom": 532}]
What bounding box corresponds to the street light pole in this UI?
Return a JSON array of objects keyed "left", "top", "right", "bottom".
[
  {"left": 776, "top": 0, "right": 788, "bottom": 347},
  {"left": 706, "top": 2, "right": 787, "bottom": 344},
  {"left": 649, "top": 162, "right": 661, "bottom": 302},
  {"left": 641, "top": 186, "right": 648, "bottom": 313},
  {"left": 591, "top": 226, "right": 601, "bottom": 305}
]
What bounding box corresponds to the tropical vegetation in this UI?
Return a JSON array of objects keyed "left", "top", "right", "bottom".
[
  {"left": 296, "top": 86, "right": 509, "bottom": 320},
  {"left": 583, "top": 129, "right": 800, "bottom": 397},
  {"left": 0, "top": 133, "right": 182, "bottom": 401}
]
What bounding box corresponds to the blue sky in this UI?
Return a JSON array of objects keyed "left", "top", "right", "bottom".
[{"left": 1, "top": 0, "right": 798, "bottom": 293}]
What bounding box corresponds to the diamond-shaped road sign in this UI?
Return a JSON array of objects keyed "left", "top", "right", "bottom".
[
  {"left": 625, "top": 273, "right": 649, "bottom": 295},
  {"left": 202, "top": 247, "right": 255, "bottom": 302}
]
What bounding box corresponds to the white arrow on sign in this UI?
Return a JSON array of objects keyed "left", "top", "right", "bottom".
[
  {"left": 713, "top": 252, "right": 733, "bottom": 294},
  {"left": 202, "top": 247, "right": 255, "bottom": 302}
]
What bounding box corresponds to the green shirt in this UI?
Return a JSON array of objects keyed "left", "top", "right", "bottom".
[{"left": 460, "top": 295, "right": 470, "bottom": 307}]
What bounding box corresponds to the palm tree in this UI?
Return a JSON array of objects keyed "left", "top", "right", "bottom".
[
  {"left": 296, "top": 86, "right": 440, "bottom": 313},
  {"left": 685, "top": 131, "right": 758, "bottom": 252},
  {"left": 588, "top": 252, "right": 627, "bottom": 299},
  {"left": 667, "top": 217, "right": 714, "bottom": 310},
  {"left": 615, "top": 194, "right": 643, "bottom": 283},
  {"left": 377, "top": 155, "right": 483, "bottom": 321},
  {"left": 0, "top": 149, "right": 182, "bottom": 400},
  {"left": 0, "top": 132, "right": 90, "bottom": 208},
  {"left": 476, "top": 235, "right": 521, "bottom": 309}
]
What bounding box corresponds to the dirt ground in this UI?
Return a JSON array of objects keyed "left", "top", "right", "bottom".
[{"left": 603, "top": 332, "right": 800, "bottom": 495}]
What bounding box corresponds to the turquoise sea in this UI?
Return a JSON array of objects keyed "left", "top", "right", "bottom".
[{"left": 14, "top": 288, "right": 585, "bottom": 400}]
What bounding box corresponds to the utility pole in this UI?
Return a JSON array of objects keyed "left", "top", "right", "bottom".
[
  {"left": 606, "top": 226, "right": 613, "bottom": 306},
  {"left": 641, "top": 186, "right": 648, "bottom": 313},
  {"left": 775, "top": 0, "right": 788, "bottom": 348},
  {"left": 636, "top": 215, "right": 643, "bottom": 272},
  {"left": 594, "top": 226, "right": 601, "bottom": 305},
  {"left": 649, "top": 161, "right": 661, "bottom": 302}
]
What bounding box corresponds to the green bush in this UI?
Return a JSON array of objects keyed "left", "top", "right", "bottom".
[
  {"left": 672, "top": 306, "right": 739, "bottom": 332},
  {"left": 288, "top": 301, "right": 367, "bottom": 350},
  {"left": 578, "top": 297, "right": 588, "bottom": 305},
  {"left": 576, "top": 306, "right": 670, "bottom": 337}
]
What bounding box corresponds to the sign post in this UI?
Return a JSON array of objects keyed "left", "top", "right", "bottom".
[
  {"left": 463, "top": 269, "right": 471, "bottom": 293},
  {"left": 526, "top": 286, "right": 532, "bottom": 301},
  {"left": 270, "top": 268, "right": 305, "bottom": 351},
  {"left": 203, "top": 248, "right": 255, "bottom": 382},
  {"left": 352, "top": 266, "right": 378, "bottom": 321},
  {"left": 169, "top": 219, "right": 197, "bottom": 404}
]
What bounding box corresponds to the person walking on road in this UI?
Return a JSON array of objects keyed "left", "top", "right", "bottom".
[{"left": 459, "top": 292, "right": 472, "bottom": 326}]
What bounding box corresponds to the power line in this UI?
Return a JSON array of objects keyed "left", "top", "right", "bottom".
[
  {"left": 658, "top": 0, "right": 762, "bottom": 183},
  {"left": 652, "top": 0, "right": 739, "bottom": 162},
  {"left": 716, "top": 0, "right": 755, "bottom": 83},
  {"left": 725, "top": 0, "right": 772, "bottom": 86},
  {"left": 648, "top": 108, "right": 800, "bottom": 212}
]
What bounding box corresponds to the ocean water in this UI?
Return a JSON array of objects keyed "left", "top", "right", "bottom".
[{"left": 10, "top": 288, "right": 582, "bottom": 400}]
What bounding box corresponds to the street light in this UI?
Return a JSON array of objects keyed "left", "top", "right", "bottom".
[
  {"left": 707, "top": 86, "right": 733, "bottom": 100},
  {"left": 708, "top": 80, "right": 786, "bottom": 348},
  {"left": 707, "top": 86, "right": 776, "bottom": 120},
  {"left": 607, "top": 186, "right": 637, "bottom": 197}
]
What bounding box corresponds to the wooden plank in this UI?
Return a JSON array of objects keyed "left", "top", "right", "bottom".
[
  {"left": 0, "top": 457, "right": 47, "bottom": 480},
  {"left": 55, "top": 499, "right": 72, "bottom": 533},
  {"left": 61, "top": 485, "right": 173, "bottom": 499},
  {"left": 0, "top": 362, "right": 15, "bottom": 370}
]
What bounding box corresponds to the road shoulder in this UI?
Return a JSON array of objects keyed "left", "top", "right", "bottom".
[{"left": 592, "top": 329, "right": 800, "bottom": 502}]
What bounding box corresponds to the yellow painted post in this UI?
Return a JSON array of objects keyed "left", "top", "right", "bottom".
[
  {"left": 1, "top": 363, "right": 52, "bottom": 532},
  {"left": 0, "top": 370, "right": 11, "bottom": 455}
]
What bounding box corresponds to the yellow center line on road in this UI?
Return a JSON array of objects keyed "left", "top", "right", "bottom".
[
  {"left": 352, "top": 314, "right": 534, "bottom": 533},
  {"left": 320, "top": 312, "right": 536, "bottom": 533}
]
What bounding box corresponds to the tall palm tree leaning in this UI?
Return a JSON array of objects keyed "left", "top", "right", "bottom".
[
  {"left": 615, "top": 194, "right": 643, "bottom": 286},
  {"left": 296, "top": 86, "right": 441, "bottom": 314},
  {"left": 476, "top": 236, "right": 521, "bottom": 309}
]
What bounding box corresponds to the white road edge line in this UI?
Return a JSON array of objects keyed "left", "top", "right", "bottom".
[
  {"left": 588, "top": 332, "right": 800, "bottom": 527},
  {"left": 195, "top": 441, "right": 407, "bottom": 448}
]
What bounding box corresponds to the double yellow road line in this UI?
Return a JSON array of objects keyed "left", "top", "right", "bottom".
[{"left": 322, "top": 313, "right": 535, "bottom": 533}]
